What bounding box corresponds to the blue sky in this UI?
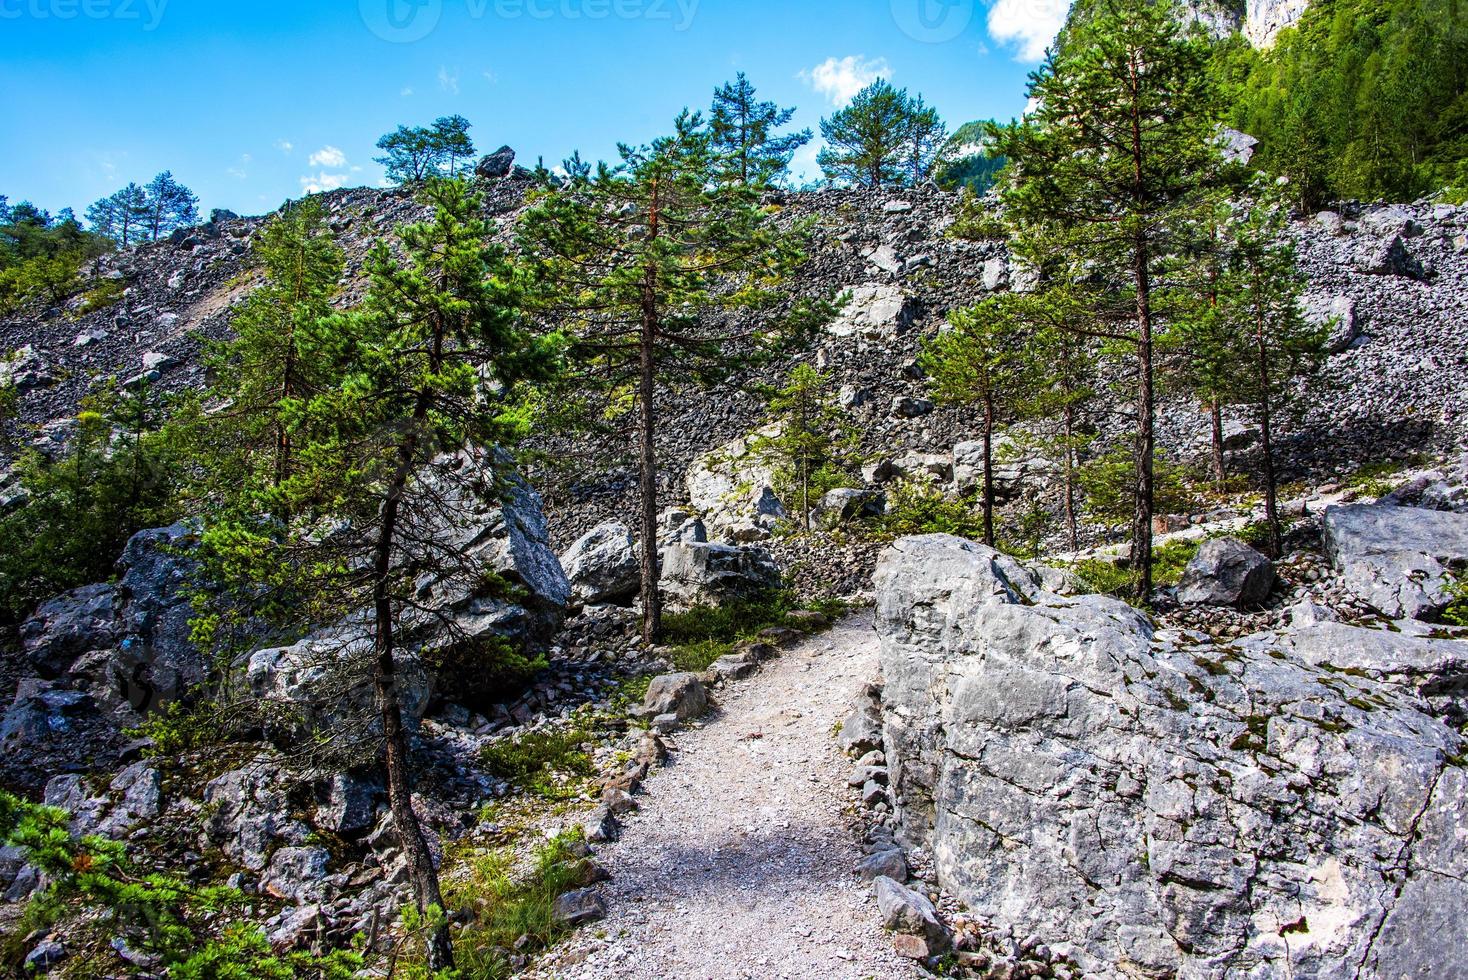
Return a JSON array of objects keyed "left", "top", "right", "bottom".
[{"left": 0, "top": 0, "right": 1070, "bottom": 218}]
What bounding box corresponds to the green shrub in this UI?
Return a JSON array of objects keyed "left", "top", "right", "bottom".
[
  {"left": 1079, "top": 450, "right": 1196, "bottom": 529},
  {"left": 480, "top": 726, "right": 595, "bottom": 799},
  {"left": 0, "top": 394, "right": 183, "bottom": 624},
  {"left": 442, "top": 831, "right": 593, "bottom": 979},
  {"left": 76, "top": 277, "right": 128, "bottom": 315},
  {"left": 125, "top": 699, "right": 229, "bottom": 757},
  {"left": 660, "top": 588, "right": 840, "bottom": 670},
  {"left": 0, "top": 791, "right": 360, "bottom": 978},
  {"left": 1071, "top": 558, "right": 1134, "bottom": 598},
  {"left": 1443, "top": 574, "right": 1468, "bottom": 628},
  {"left": 875, "top": 480, "right": 986, "bottom": 540}
]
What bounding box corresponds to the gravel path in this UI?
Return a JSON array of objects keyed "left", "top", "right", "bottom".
[{"left": 538, "top": 613, "right": 923, "bottom": 980}]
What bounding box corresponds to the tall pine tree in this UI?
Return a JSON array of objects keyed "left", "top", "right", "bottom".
[
  {"left": 518, "top": 111, "right": 806, "bottom": 642},
  {"left": 709, "top": 73, "right": 811, "bottom": 186},
  {"left": 993, "top": 0, "right": 1220, "bottom": 597}
]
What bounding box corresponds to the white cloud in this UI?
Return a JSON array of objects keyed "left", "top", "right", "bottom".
[
  {"left": 482, "top": 69, "right": 499, "bottom": 84},
  {"left": 401, "top": 86, "right": 415, "bottom": 97},
  {"left": 309, "top": 146, "right": 347, "bottom": 168},
  {"left": 300, "top": 172, "right": 351, "bottom": 194},
  {"left": 987, "top": 0, "right": 1070, "bottom": 61},
  {"left": 227, "top": 153, "right": 252, "bottom": 180},
  {"left": 799, "top": 55, "right": 891, "bottom": 108},
  {"left": 275, "top": 140, "right": 294, "bottom": 154},
  {"left": 438, "top": 65, "right": 460, "bottom": 94},
  {"left": 789, "top": 139, "right": 825, "bottom": 185}
]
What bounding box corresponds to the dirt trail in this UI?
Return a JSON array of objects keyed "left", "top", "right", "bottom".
[{"left": 539, "top": 612, "right": 921, "bottom": 980}]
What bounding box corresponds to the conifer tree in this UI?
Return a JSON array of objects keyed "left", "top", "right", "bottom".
[
  {"left": 200, "top": 177, "right": 555, "bottom": 972},
  {"left": 1216, "top": 182, "right": 1327, "bottom": 556},
  {"left": 993, "top": 0, "right": 1219, "bottom": 596},
  {"left": 901, "top": 93, "right": 947, "bottom": 184},
  {"left": 921, "top": 296, "right": 1043, "bottom": 548},
  {"left": 818, "top": 80, "right": 915, "bottom": 188},
  {"left": 142, "top": 172, "right": 200, "bottom": 241},
  {"left": 186, "top": 196, "right": 345, "bottom": 493},
  {"left": 518, "top": 111, "right": 806, "bottom": 642},
  {"left": 710, "top": 73, "right": 812, "bottom": 186},
  {"left": 86, "top": 183, "right": 150, "bottom": 246},
  {"left": 750, "top": 363, "right": 861, "bottom": 531}
]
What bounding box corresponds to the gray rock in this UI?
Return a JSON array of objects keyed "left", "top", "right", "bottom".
[
  {"left": 553, "top": 887, "right": 607, "bottom": 926},
  {"left": 562, "top": 521, "right": 640, "bottom": 605},
  {"left": 873, "top": 533, "right": 1466, "bottom": 978},
  {"left": 1324, "top": 504, "right": 1468, "bottom": 618},
  {"left": 814, "top": 488, "right": 885, "bottom": 529},
  {"left": 113, "top": 522, "right": 208, "bottom": 714},
  {"left": 659, "top": 541, "right": 780, "bottom": 609},
  {"left": 261, "top": 846, "right": 331, "bottom": 903},
  {"left": 868, "top": 244, "right": 904, "bottom": 274},
  {"left": 24, "top": 940, "right": 65, "bottom": 973},
  {"left": 476, "top": 145, "right": 516, "bottom": 179},
  {"left": 826, "top": 284, "right": 918, "bottom": 339},
  {"left": 1354, "top": 234, "right": 1426, "bottom": 279},
  {"left": 202, "top": 757, "right": 311, "bottom": 871},
  {"left": 643, "top": 673, "right": 708, "bottom": 722},
  {"left": 1175, "top": 537, "right": 1275, "bottom": 608},
  {"left": 314, "top": 772, "right": 381, "bottom": 836},
  {"left": 837, "top": 688, "right": 884, "bottom": 757},
  {"left": 892, "top": 396, "right": 935, "bottom": 419},
  {"left": 581, "top": 806, "right": 619, "bottom": 843},
  {"left": 1301, "top": 292, "right": 1362, "bottom": 354},
  {"left": 856, "top": 848, "right": 908, "bottom": 882},
  {"left": 874, "top": 876, "right": 949, "bottom": 948},
  {"left": 19, "top": 584, "right": 119, "bottom": 678}
]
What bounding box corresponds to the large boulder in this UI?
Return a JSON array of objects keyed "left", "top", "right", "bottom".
[
  {"left": 659, "top": 542, "right": 780, "bottom": 610},
  {"left": 476, "top": 145, "right": 515, "bottom": 179},
  {"left": 1324, "top": 504, "right": 1468, "bottom": 619},
  {"left": 1175, "top": 537, "right": 1275, "bottom": 608},
  {"left": 562, "top": 522, "right": 640, "bottom": 606},
  {"left": 19, "top": 584, "right": 119, "bottom": 679},
  {"left": 874, "top": 533, "right": 1466, "bottom": 978},
  {"left": 825, "top": 284, "right": 918, "bottom": 340},
  {"left": 814, "top": 489, "right": 885, "bottom": 530},
  {"left": 113, "top": 523, "right": 208, "bottom": 714},
  {"left": 247, "top": 450, "right": 568, "bottom": 734},
  {"left": 686, "top": 432, "right": 785, "bottom": 542}
]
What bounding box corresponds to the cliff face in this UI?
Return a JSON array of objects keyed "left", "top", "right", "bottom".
[{"left": 1245, "top": 0, "right": 1311, "bottom": 47}]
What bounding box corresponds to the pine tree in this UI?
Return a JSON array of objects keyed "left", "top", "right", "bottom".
[
  {"left": 142, "top": 172, "right": 200, "bottom": 241},
  {"left": 993, "top": 0, "right": 1220, "bottom": 597},
  {"left": 750, "top": 363, "right": 861, "bottom": 530},
  {"left": 518, "top": 111, "right": 806, "bottom": 642},
  {"left": 818, "top": 79, "right": 915, "bottom": 188},
  {"left": 901, "top": 93, "right": 948, "bottom": 185},
  {"left": 375, "top": 117, "right": 478, "bottom": 185},
  {"left": 921, "top": 296, "right": 1043, "bottom": 548},
  {"left": 199, "top": 177, "right": 556, "bottom": 973},
  {"left": 186, "top": 196, "right": 345, "bottom": 493},
  {"left": 709, "top": 73, "right": 812, "bottom": 186},
  {"left": 1217, "top": 181, "right": 1327, "bottom": 556},
  {"left": 86, "top": 183, "right": 150, "bottom": 246}
]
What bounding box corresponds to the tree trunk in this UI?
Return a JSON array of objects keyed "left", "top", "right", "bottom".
[
  {"left": 1063, "top": 403, "right": 1078, "bottom": 552},
  {"left": 1210, "top": 399, "right": 1226, "bottom": 491},
  {"left": 801, "top": 456, "right": 810, "bottom": 532},
  {"left": 636, "top": 183, "right": 663, "bottom": 646},
  {"left": 1255, "top": 292, "right": 1282, "bottom": 558},
  {"left": 982, "top": 395, "right": 996, "bottom": 548},
  {"left": 1132, "top": 242, "right": 1156, "bottom": 600},
  {"left": 369, "top": 321, "right": 454, "bottom": 973}
]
